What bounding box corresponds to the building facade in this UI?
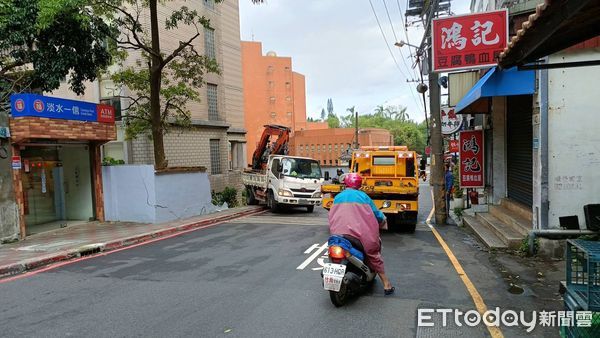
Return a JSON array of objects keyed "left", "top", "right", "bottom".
[
  {"left": 241, "top": 41, "right": 327, "bottom": 166},
  {"left": 98, "top": 0, "right": 246, "bottom": 193},
  {"left": 289, "top": 128, "right": 393, "bottom": 178},
  {"left": 455, "top": 1, "right": 600, "bottom": 247}
]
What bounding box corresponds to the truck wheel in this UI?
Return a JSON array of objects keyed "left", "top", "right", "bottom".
[
  {"left": 268, "top": 191, "right": 280, "bottom": 213},
  {"left": 306, "top": 205, "right": 315, "bottom": 213},
  {"left": 246, "top": 187, "right": 258, "bottom": 205}
]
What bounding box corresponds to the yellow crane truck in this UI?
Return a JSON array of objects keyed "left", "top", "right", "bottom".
[{"left": 321, "top": 146, "right": 419, "bottom": 232}]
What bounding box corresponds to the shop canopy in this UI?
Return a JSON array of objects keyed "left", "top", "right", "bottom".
[
  {"left": 498, "top": 0, "right": 600, "bottom": 69},
  {"left": 455, "top": 67, "right": 535, "bottom": 114}
]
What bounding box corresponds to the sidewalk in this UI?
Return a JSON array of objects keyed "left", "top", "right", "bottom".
[{"left": 0, "top": 206, "right": 265, "bottom": 278}]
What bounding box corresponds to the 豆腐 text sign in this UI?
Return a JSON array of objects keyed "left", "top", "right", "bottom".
[{"left": 432, "top": 9, "right": 508, "bottom": 72}]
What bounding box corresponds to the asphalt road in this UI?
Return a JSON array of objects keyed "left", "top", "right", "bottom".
[{"left": 0, "top": 183, "right": 561, "bottom": 337}]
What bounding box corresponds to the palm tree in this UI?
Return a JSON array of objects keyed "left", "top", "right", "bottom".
[{"left": 373, "top": 105, "right": 386, "bottom": 118}]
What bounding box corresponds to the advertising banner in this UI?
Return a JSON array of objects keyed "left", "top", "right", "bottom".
[{"left": 459, "top": 130, "right": 484, "bottom": 188}]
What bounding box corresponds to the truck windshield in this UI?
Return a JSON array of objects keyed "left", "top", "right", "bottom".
[{"left": 282, "top": 158, "right": 322, "bottom": 179}]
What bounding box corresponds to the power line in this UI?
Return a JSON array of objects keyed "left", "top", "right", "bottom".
[
  {"left": 383, "top": 0, "right": 417, "bottom": 81},
  {"left": 369, "top": 0, "right": 423, "bottom": 117},
  {"left": 368, "top": 0, "right": 409, "bottom": 80}
]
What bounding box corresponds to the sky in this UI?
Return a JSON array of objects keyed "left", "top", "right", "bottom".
[{"left": 239, "top": 0, "right": 472, "bottom": 123}]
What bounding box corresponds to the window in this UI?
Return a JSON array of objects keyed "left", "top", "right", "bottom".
[
  {"left": 329, "top": 160, "right": 333, "bottom": 165},
  {"left": 210, "top": 139, "right": 221, "bottom": 174},
  {"left": 328, "top": 144, "right": 332, "bottom": 152},
  {"left": 373, "top": 156, "right": 396, "bottom": 166},
  {"left": 207, "top": 84, "right": 219, "bottom": 120},
  {"left": 269, "top": 96, "right": 276, "bottom": 103},
  {"left": 100, "top": 97, "right": 122, "bottom": 121},
  {"left": 311, "top": 144, "right": 315, "bottom": 152},
  {"left": 270, "top": 158, "right": 280, "bottom": 176},
  {"left": 334, "top": 144, "right": 338, "bottom": 152},
  {"left": 317, "top": 144, "right": 320, "bottom": 152},
  {"left": 270, "top": 112, "right": 276, "bottom": 118},
  {"left": 285, "top": 82, "right": 291, "bottom": 89},
  {"left": 285, "top": 96, "right": 291, "bottom": 102},
  {"left": 204, "top": 27, "right": 216, "bottom": 60},
  {"left": 284, "top": 66, "right": 290, "bottom": 71},
  {"left": 203, "top": 0, "right": 214, "bottom": 9},
  {"left": 287, "top": 111, "right": 292, "bottom": 117},
  {"left": 267, "top": 65, "right": 274, "bottom": 74},
  {"left": 335, "top": 159, "right": 339, "bottom": 165},
  {"left": 268, "top": 81, "right": 274, "bottom": 88},
  {"left": 229, "top": 141, "right": 245, "bottom": 170}
]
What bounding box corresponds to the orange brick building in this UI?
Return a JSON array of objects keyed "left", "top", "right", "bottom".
[
  {"left": 289, "top": 128, "right": 393, "bottom": 172},
  {"left": 241, "top": 41, "right": 327, "bottom": 165}
]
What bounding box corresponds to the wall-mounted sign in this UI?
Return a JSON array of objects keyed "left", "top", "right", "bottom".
[
  {"left": 432, "top": 9, "right": 508, "bottom": 72},
  {"left": 10, "top": 93, "right": 115, "bottom": 123},
  {"left": 441, "top": 107, "right": 462, "bottom": 135},
  {"left": 449, "top": 139, "right": 460, "bottom": 153},
  {"left": 459, "top": 130, "right": 484, "bottom": 188},
  {"left": 11, "top": 156, "right": 21, "bottom": 170}
]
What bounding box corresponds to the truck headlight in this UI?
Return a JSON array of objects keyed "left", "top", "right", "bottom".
[
  {"left": 312, "top": 192, "right": 323, "bottom": 198},
  {"left": 278, "top": 189, "right": 293, "bottom": 197}
]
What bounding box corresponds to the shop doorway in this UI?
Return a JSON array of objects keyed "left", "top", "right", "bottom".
[
  {"left": 506, "top": 95, "right": 533, "bottom": 207},
  {"left": 20, "top": 144, "right": 94, "bottom": 235}
]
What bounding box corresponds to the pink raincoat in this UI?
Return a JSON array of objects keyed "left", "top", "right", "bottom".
[{"left": 328, "top": 189, "right": 386, "bottom": 273}]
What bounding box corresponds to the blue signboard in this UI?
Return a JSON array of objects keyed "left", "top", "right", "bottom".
[{"left": 10, "top": 93, "right": 114, "bottom": 123}]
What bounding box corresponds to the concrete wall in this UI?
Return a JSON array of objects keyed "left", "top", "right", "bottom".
[
  {"left": 102, "top": 165, "right": 156, "bottom": 223},
  {"left": 543, "top": 50, "right": 600, "bottom": 229},
  {"left": 154, "top": 172, "right": 213, "bottom": 223},
  {"left": 0, "top": 113, "right": 19, "bottom": 242},
  {"left": 102, "top": 165, "right": 213, "bottom": 223}
]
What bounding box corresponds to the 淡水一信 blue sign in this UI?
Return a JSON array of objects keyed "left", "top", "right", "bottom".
[{"left": 10, "top": 93, "right": 115, "bottom": 123}]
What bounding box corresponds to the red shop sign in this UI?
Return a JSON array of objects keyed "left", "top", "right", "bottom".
[
  {"left": 449, "top": 139, "right": 459, "bottom": 153},
  {"left": 459, "top": 130, "right": 484, "bottom": 188},
  {"left": 432, "top": 9, "right": 508, "bottom": 72}
]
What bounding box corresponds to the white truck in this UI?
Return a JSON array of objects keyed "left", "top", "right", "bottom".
[{"left": 243, "top": 155, "right": 324, "bottom": 212}]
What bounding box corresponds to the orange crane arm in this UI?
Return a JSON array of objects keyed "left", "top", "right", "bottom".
[{"left": 251, "top": 125, "right": 291, "bottom": 170}]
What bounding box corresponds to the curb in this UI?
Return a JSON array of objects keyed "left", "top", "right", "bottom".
[{"left": 0, "top": 207, "right": 265, "bottom": 279}]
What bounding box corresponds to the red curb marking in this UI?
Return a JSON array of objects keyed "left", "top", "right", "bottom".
[{"left": 0, "top": 209, "right": 267, "bottom": 284}]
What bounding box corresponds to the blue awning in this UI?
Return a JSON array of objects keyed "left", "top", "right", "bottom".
[{"left": 455, "top": 67, "right": 536, "bottom": 114}]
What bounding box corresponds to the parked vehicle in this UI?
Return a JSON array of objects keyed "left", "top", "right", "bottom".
[
  {"left": 322, "top": 234, "right": 376, "bottom": 307},
  {"left": 321, "top": 146, "right": 419, "bottom": 231},
  {"left": 243, "top": 155, "right": 324, "bottom": 212}
]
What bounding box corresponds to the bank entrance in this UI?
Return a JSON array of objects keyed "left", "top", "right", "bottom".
[{"left": 20, "top": 144, "right": 94, "bottom": 235}]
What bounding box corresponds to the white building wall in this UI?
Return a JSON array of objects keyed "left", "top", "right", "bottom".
[{"left": 546, "top": 49, "right": 600, "bottom": 228}]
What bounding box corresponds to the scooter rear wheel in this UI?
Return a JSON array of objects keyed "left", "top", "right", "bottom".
[{"left": 329, "top": 283, "right": 348, "bottom": 307}]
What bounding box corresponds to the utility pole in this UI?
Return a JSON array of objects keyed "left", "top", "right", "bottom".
[
  {"left": 399, "top": 0, "right": 449, "bottom": 224},
  {"left": 428, "top": 54, "right": 446, "bottom": 224},
  {"left": 353, "top": 110, "right": 359, "bottom": 149}
]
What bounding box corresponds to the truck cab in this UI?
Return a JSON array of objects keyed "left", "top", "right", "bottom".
[{"left": 243, "top": 155, "right": 324, "bottom": 212}]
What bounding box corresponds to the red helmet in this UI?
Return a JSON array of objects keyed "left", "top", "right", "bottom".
[{"left": 343, "top": 173, "right": 363, "bottom": 189}]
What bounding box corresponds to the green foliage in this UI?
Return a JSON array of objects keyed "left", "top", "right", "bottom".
[
  {"left": 338, "top": 105, "right": 427, "bottom": 153},
  {"left": 320, "top": 108, "right": 326, "bottom": 121},
  {"left": 102, "top": 157, "right": 125, "bottom": 166},
  {"left": 212, "top": 187, "right": 238, "bottom": 208},
  {"left": 518, "top": 236, "right": 540, "bottom": 256},
  {"left": 326, "top": 114, "right": 340, "bottom": 128},
  {"left": 0, "top": 0, "right": 113, "bottom": 104},
  {"left": 327, "top": 98, "right": 333, "bottom": 116},
  {"left": 453, "top": 207, "right": 464, "bottom": 219}
]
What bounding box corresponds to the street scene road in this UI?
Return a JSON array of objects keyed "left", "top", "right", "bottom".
[{"left": 0, "top": 183, "right": 562, "bottom": 337}]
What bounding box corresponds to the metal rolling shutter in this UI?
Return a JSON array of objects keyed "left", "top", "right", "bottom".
[{"left": 506, "top": 95, "right": 533, "bottom": 207}]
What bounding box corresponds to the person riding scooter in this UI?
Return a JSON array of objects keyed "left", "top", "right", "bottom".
[{"left": 327, "top": 173, "right": 395, "bottom": 295}]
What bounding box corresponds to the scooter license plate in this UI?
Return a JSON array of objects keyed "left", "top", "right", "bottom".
[{"left": 322, "top": 263, "right": 346, "bottom": 292}]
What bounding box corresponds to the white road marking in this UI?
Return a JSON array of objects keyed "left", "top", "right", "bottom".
[{"left": 296, "top": 241, "right": 328, "bottom": 270}]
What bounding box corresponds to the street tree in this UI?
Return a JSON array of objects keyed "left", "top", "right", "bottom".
[
  {"left": 0, "top": 0, "right": 113, "bottom": 106},
  {"left": 326, "top": 114, "right": 340, "bottom": 128},
  {"left": 327, "top": 98, "right": 334, "bottom": 116},
  {"left": 90, "top": 0, "right": 226, "bottom": 169}
]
